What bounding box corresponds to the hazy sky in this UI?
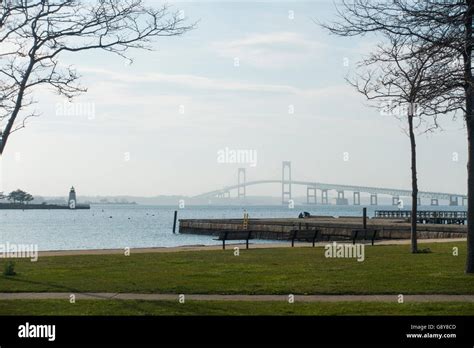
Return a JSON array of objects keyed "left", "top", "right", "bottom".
[{"left": 0, "top": 0, "right": 467, "bottom": 197}]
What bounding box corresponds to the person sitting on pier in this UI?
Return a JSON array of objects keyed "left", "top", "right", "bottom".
[{"left": 298, "top": 212, "right": 311, "bottom": 218}]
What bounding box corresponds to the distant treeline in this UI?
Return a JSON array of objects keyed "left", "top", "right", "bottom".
[{"left": 0, "top": 189, "right": 34, "bottom": 205}]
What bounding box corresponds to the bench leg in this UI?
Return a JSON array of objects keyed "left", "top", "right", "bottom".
[
  {"left": 222, "top": 240, "right": 225, "bottom": 250},
  {"left": 246, "top": 239, "right": 249, "bottom": 249},
  {"left": 291, "top": 238, "right": 295, "bottom": 248},
  {"left": 312, "top": 238, "right": 315, "bottom": 247},
  {"left": 352, "top": 230, "right": 358, "bottom": 245}
]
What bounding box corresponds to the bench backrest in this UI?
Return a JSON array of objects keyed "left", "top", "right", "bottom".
[
  {"left": 352, "top": 229, "right": 378, "bottom": 240},
  {"left": 291, "top": 230, "right": 318, "bottom": 240},
  {"left": 218, "top": 231, "right": 252, "bottom": 240}
]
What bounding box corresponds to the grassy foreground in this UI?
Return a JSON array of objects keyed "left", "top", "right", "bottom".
[
  {"left": 0, "top": 242, "right": 473, "bottom": 295},
  {"left": 1, "top": 300, "right": 474, "bottom": 316}
]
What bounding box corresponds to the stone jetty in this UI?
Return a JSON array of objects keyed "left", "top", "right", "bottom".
[{"left": 179, "top": 216, "right": 466, "bottom": 241}]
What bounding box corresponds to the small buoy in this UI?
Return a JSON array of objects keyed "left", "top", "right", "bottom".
[{"left": 109, "top": 216, "right": 113, "bottom": 218}]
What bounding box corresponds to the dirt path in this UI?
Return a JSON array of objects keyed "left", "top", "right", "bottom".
[
  {"left": 35, "top": 238, "right": 466, "bottom": 257},
  {"left": 0, "top": 293, "right": 473, "bottom": 302}
]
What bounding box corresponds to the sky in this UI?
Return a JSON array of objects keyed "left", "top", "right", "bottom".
[{"left": 0, "top": 0, "right": 468, "bottom": 198}]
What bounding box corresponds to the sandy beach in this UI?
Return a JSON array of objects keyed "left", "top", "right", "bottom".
[{"left": 34, "top": 238, "right": 467, "bottom": 257}]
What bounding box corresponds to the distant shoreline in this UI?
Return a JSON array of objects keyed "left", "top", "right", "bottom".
[
  {"left": 89, "top": 202, "right": 137, "bottom": 205},
  {"left": 0, "top": 203, "right": 90, "bottom": 210}
]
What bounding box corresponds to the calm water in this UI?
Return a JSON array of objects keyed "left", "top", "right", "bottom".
[{"left": 0, "top": 204, "right": 467, "bottom": 251}]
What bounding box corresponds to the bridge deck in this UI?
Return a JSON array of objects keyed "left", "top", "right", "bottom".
[{"left": 195, "top": 180, "right": 466, "bottom": 202}]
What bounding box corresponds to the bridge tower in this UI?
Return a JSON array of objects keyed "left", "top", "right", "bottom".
[
  {"left": 282, "top": 161, "right": 292, "bottom": 204},
  {"left": 392, "top": 196, "right": 400, "bottom": 206},
  {"left": 370, "top": 193, "right": 378, "bottom": 206},
  {"left": 238, "top": 168, "right": 246, "bottom": 199},
  {"left": 307, "top": 186, "right": 317, "bottom": 204},
  {"left": 336, "top": 191, "right": 348, "bottom": 205},
  {"left": 353, "top": 192, "right": 360, "bottom": 205},
  {"left": 321, "top": 189, "right": 329, "bottom": 205},
  {"left": 449, "top": 195, "right": 459, "bottom": 206},
  {"left": 217, "top": 190, "right": 231, "bottom": 199}
]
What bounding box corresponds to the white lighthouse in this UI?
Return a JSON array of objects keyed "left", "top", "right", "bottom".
[{"left": 68, "top": 186, "right": 76, "bottom": 209}]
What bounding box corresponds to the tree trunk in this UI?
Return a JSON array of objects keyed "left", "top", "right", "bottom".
[
  {"left": 408, "top": 110, "right": 418, "bottom": 254},
  {"left": 467, "top": 100, "right": 474, "bottom": 273},
  {"left": 0, "top": 57, "right": 35, "bottom": 155},
  {"left": 465, "top": 0, "right": 474, "bottom": 273}
]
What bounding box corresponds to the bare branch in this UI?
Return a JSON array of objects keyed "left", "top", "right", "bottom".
[{"left": 0, "top": 0, "right": 194, "bottom": 154}]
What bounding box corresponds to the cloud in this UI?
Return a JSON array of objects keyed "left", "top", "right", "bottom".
[
  {"left": 65, "top": 67, "right": 365, "bottom": 126},
  {"left": 78, "top": 66, "right": 357, "bottom": 101},
  {"left": 80, "top": 67, "right": 301, "bottom": 95},
  {"left": 37, "top": 65, "right": 367, "bottom": 134},
  {"left": 211, "top": 32, "right": 327, "bottom": 68}
]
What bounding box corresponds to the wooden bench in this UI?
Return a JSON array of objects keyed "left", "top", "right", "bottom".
[
  {"left": 319, "top": 231, "right": 352, "bottom": 243},
  {"left": 351, "top": 229, "right": 378, "bottom": 246},
  {"left": 214, "top": 231, "right": 254, "bottom": 250},
  {"left": 288, "top": 229, "right": 320, "bottom": 247}
]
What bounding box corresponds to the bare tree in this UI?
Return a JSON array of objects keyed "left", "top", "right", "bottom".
[
  {"left": 323, "top": 0, "right": 474, "bottom": 273},
  {"left": 349, "top": 35, "right": 458, "bottom": 253},
  {"left": 0, "top": 0, "right": 192, "bottom": 154}
]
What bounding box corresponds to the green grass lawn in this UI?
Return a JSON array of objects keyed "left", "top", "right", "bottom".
[
  {"left": 0, "top": 242, "right": 472, "bottom": 295},
  {"left": 1, "top": 300, "right": 474, "bottom": 316}
]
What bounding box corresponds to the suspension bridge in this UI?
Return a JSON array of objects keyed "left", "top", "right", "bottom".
[{"left": 194, "top": 161, "right": 467, "bottom": 206}]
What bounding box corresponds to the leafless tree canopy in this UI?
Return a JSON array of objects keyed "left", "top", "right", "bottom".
[
  {"left": 325, "top": 1, "right": 466, "bottom": 45},
  {"left": 353, "top": 36, "right": 463, "bottom": 128},
  {"left": 323, "top": 0, "right": 473, "bottom": 116},
  {"left": 323, "top": 0, "right": 474, "bottom": 271},
  {"left": 0, "top": 0, "right": 193, "bottom": 154}
]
